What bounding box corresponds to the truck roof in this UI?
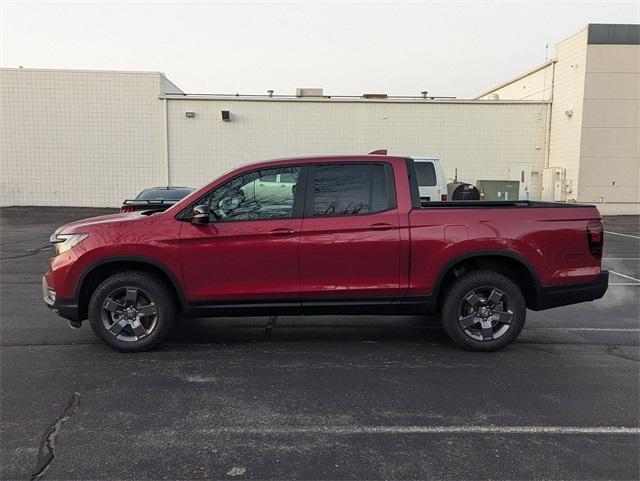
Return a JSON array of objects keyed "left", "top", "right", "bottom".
[{"left": 236, "top": 153, "right": 408, "bottom": 171}]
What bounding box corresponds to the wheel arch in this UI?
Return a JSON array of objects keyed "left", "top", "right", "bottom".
[
  {"left": 433, "top": 251, "right": 541, "bottom": 310},
  {"left": 75, "top": 256, "right": 189, "bottom": 321}
]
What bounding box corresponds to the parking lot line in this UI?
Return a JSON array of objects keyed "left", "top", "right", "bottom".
[
  {"left": 610, "top": 282, "right": 640, "bottom": 286},
  {"left": 610, "top": 270, "right": 640, "bottom": 282},
  {"left": 603, "top": 257, "right": 640, "bottom": 260},
  {"left": 605, "top": 231, "right": 640, "bottom": 240},
  {"left": 526, "top": 327, "right": 639, "bottom": 332},
  {"left": 205, "top": 425, "right": 640, "bottom": 435}
]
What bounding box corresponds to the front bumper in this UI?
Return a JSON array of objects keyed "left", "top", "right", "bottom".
[
  {"left": 531, "top": 270, "right": 609, "bottom": 311},
  {"left": 42, "top": 275, "right": 81, "bottom": 322}
]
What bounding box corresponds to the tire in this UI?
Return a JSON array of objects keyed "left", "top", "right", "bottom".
[
  {"left": 88, "top": 271, "right": 176, "bottom": 352},
  {"left": 440, "top": 271, "right": 526, "bottom": 351}
]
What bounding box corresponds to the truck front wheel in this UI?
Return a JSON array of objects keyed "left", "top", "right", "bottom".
[
  {"left": 88, "top": 271, "right": 176, "bottom": 352},
  {"left": 441, "top": 271, "right": 526, "bottom": 351}
]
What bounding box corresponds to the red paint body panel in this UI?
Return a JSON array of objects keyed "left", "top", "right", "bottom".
[
  {"left": 43, "top": 154, "right": 605, "bottom": 319},
  {"left": 180, "top": 218, "right": 303, "bottom": 302},
  {"left": 46, "top": 212, "right": 183, "bottom": 300},
  {"left": 299, "top": 209, "right": 402, "bottom": 300},
  {"left": 407, "top": 208, "right": 602, "bottom": 297}
]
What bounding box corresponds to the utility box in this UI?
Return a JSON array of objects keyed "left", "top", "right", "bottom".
[
  {"left": 542, "top": 167, "right": 572, "bottom": 202},
  {"left": 476, "top": 180, "right": 520, "bottom": 201}
]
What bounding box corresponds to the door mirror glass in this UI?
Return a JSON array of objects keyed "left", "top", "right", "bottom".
[{"left": 190, "top": 204, "right": 209, "bottom": 224}]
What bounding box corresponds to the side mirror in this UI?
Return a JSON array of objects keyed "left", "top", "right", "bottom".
[{"left": 190, "top": 205, "right": 209, "bottom": 224}]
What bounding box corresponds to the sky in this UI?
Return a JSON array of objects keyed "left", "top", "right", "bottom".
[{"left": 1, "top": 1, "right": 638, "bottom": 98}]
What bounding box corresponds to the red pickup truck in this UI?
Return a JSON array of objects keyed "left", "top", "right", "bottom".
[{"left": 44, "top": 154, "right": 608, "bottom": 352}]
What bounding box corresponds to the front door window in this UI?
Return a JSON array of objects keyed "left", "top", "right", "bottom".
[{"left": 209, "top": 166, "right": 301, "bottom": 221}]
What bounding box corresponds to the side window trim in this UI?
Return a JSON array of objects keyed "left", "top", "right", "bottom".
[
  {"left": 385, "top": 164, "right": 397, "bottom": 210},
  {"left": 291, "top": 165, "right": 309, "bottom": 219},
  {"left": 303, "top": 162, "right": 397, "bottom": 219}
]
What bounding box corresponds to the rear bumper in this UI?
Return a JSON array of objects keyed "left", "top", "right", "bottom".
[{"left": 531, "top": 271, "right": 609, "bottom": 311}]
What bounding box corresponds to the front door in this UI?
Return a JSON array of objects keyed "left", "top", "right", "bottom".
[
  {"left": 180, "top": 165, "right": 305, "bottom": 304},
  {"left": 299, "top": 163, "right": 402, "bottom": 302}
]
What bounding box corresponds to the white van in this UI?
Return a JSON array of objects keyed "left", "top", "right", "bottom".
[{"left": 411, "top": 156, "right": 448, "bottom": 202}]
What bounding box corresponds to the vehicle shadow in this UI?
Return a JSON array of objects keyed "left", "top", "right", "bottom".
[{"left": 167, "top": 314, "right": 450, "bottom": 345}]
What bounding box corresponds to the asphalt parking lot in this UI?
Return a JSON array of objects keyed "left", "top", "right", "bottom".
[{"left": 1, "top": 207, "right": 638, "bottom": 480}]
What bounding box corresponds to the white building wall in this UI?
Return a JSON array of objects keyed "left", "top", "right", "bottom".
[
  {"left": 166, "top": 98, "right": 548, "bottom": 199},
  {"left": 0, "top": 69, "right": 167, "bottom": 207},
  {"left": 0, "top": 69, "right": 549, "bottom": 207},
  {"left": 578, "top": 43, "right": 640, "bottom": 214}
]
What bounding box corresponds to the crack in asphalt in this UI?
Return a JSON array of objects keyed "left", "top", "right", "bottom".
[
  {"left": 264, "top": 315, "right": 279, "bottom": 340},
  {"left": 607, "top": 345, "right": 640, "bottom": 363},
  {"left": 30, "top": 392, "right": 81, "bottom": 481},
  {"left": 0, "top": 245, "right": 50, "bottom": 261}
]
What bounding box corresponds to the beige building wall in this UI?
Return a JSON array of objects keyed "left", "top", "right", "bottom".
[
  {"left": 546, "top": 28, "right": 589, "bottom": 199},
  {"left": 166, "top": 98, "right": 549, "bottom": 199},
  {"left": 475, "top": 28, "right": 591, "bottom": 202},
  {"left": 0, "top": 68, "right": 168, "bottom": 207},
  {"left": 477, "top": 24, "right": 640, "bottom": 214},
  {"left": 477, "top": 62, "right": 555, "bottom": 101},
  {"left": 578, "top": 43, "right": 640, "bottom": 211}
]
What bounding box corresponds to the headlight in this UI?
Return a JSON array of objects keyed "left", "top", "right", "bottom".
[{"left": 49, "top": 233, "right": 89, "bottom": 255}]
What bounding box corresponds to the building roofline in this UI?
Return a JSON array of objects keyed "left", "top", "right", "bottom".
[
  {"left": 161, "top": 93, "right": 549, "bottom": 105},
  {"left": 0, "top": 67, "right": 166, "bottom": 76},
  {"left": 556, "top": 25, "right": 589, "bottom": 46},
  {"left": 474, "top": 59, "right": 556, "bottom": 99}
]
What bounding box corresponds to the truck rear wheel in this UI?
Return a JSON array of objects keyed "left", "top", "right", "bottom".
[
  {"left": 88, "top": 271, "right": 176, "bottom": 352},
  {"left": 441, "top": 271, "right": 526, "bottom": 351}
]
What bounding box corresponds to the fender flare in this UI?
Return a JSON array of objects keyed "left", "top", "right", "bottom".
[
  {"left": 431, "top": 249, "right": 542, "bottom": 302},
  {"left": 74, "top": 255, "right": 190, "bottom": 310}
]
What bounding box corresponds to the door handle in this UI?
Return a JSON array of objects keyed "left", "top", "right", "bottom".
[
  {"left": 368, "top": 223, "right": 393, "bottom": 231},
  {"left": 268, "top": 228, "right": 296, "bottom": 236}
]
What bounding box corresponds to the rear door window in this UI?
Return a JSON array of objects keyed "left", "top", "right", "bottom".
[{"left": 311, "top": 164, "right": 393, "bottom": 217}]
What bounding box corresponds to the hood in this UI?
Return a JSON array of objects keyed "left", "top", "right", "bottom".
[{"left": 56, "top": 212, "right": 150, "bottom": 234}]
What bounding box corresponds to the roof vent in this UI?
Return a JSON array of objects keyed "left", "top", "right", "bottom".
[
  {"left": 296, "top": 88, "right": 324, "bottom": 97},
  {"left": 362, "top": 93, "right": 388, "bottom": 99}
]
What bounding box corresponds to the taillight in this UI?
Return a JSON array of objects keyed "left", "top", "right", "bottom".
[
  {"left": 441, "top": 194, "right": 448, "bottom": 201},
  {"left": 121, "top": 206, "right": 134, "bottom": 213},
  {"left": 587, "top": 220, "right": 603, "bottom": 259}
]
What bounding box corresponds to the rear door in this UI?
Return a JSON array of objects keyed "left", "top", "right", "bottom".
[{"left": 299, "top": 162, "right": 402, "bottom": 302}]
